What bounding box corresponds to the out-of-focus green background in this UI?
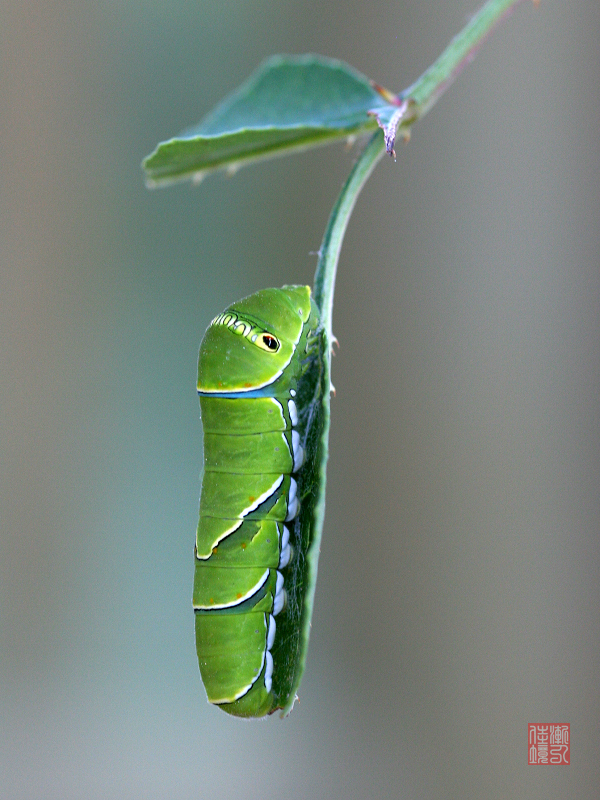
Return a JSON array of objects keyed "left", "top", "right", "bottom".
[{"left": 2, "top": 1, "right": 599, "bottom": 798}]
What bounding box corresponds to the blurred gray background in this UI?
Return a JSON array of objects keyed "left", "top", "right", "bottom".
[{"left": 2, "top": 0, "right": 599, "bottom": 798}]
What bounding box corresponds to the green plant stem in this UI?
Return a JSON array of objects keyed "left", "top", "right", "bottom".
[
  {"left": 312, "top": 130, "right": 385, "bottom": 338},
  {"left": 308, "top": 2, "right": 530, "bottom": 645},
  {"left": 301, "top": 129, "right": 384, "bottom": 718},
  {"left": 404, "top": 0, "right": 531, "bottom": 117},
  {"left": 313, "top": 0, "right": 531, "bottom": 338}
]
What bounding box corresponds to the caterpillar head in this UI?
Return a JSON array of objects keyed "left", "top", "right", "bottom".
[{"left": 198, "top": 286, "right": 312, "bottom": 394}]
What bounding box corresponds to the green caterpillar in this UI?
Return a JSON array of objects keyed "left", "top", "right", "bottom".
[{"left": 193, "top": 285, "right": 322, "bottom": 717}]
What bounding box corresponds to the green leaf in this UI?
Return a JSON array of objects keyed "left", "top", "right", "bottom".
[{"left": 142, "top": 54, "right": 395, "bottom": 187}]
